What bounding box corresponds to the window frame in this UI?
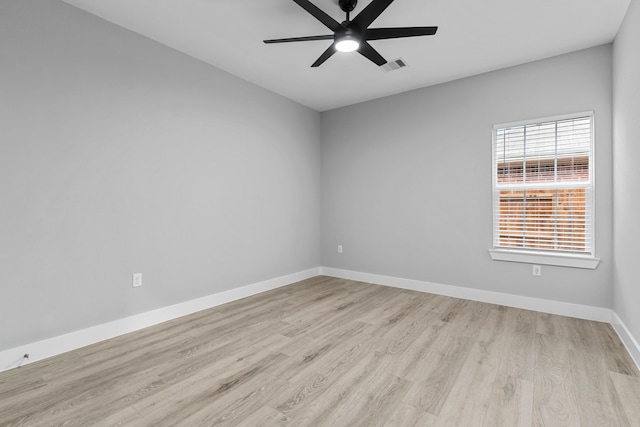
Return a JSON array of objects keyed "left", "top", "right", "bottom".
[{"left": 488, "top": 111, "right": 600, "bottom": 269}]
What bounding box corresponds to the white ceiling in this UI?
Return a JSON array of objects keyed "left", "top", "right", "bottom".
[{"left": 61, "top": 0, "right": 630, "bottom": 112}]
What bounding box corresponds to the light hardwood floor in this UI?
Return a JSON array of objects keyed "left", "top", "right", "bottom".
[{"left": 1, "top": 276, "right": 639, "bottom": 426}]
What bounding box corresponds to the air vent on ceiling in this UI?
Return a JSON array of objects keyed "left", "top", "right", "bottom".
[{"left": 382, "top": 58, "right": 408, "bottom": 72}]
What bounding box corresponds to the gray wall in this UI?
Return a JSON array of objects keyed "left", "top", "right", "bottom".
[
  {"left": 613, "top": 1, "right": 640, "bottom": 342},
  {"left": 0, "top": 0, "right": 321, "bottom": 351},
  {"left": 322, "top": 45, "right": 613, "bottom": 308}
]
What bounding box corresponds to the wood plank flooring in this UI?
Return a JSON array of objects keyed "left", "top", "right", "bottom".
[{"left": 1, "top": 276, "right": 639, "bottom": 426}]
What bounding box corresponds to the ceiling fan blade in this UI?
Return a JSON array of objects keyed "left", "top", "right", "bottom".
[
  {"left": 352, "top": 0, "right": 395, "bottom": 29},
  {"left": 264, "top": 35, "right": 334, "bottom": 44},
  {"left": 357, "top": 41, "right": 387, "bottom": 66},
  {"left": 292, "top": 0, "right": 342, "bottom": 32},
  {"left": 311, "top": 43, "right": 337, "bottom": 67},
  {"left": 366, "top": 26, "right": 438, "bottom": 40}
]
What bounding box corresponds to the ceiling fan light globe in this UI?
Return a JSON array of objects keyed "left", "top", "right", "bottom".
[{"left": 336, "top": 39, "right": 360, "bottom": 52}]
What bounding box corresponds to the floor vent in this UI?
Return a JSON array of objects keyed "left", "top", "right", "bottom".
[{"left": 382, "top": 58, "right": 407, "bottom": 72}]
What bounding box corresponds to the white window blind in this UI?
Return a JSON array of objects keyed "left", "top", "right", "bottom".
[{"left": 492, "top": 113, "right": 594, "bottom": 256}]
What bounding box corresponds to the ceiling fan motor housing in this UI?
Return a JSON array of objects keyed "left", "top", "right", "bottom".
[
  {"left": 339, "top": 0, "right": 357, "bottom": 13},
  {"left": 335, "top": 25, "right": 361, "bottom": 40}
]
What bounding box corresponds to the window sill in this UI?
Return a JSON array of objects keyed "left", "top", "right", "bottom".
[{"left": 488, "top": 249, "right": 600, "bottom": 269}]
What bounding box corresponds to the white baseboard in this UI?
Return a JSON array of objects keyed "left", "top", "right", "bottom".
[
  {"left": 0, "top": 267, "right": 321, "bottom": 373},
  {"left": 4, "top": 266, "right": 638, "bottom": 375},
  {"left": 611, "top": 312, "right": 640, "bottom": 371},
  {"left": 320, "top": 267, "right": 612, "bottom": 323}
]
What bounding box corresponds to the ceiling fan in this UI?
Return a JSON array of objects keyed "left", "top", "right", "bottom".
[{"left": 264, "top": 0, "right": 438, "bottom": 67}]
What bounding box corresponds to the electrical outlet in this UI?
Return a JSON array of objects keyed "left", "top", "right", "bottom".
[
  {"left": 132, "top": 273, "right": 143, "bottom": 287},
  {"left": 337, "top": 245, "right": 343, "bottom": 254},
  {"left": 532, "top": 265, "right": 542, "bottom": 276}
]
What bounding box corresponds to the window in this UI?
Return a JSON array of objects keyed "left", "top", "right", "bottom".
[{"left": 490, "top": 112, "right": 599, "bottom": 269}]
